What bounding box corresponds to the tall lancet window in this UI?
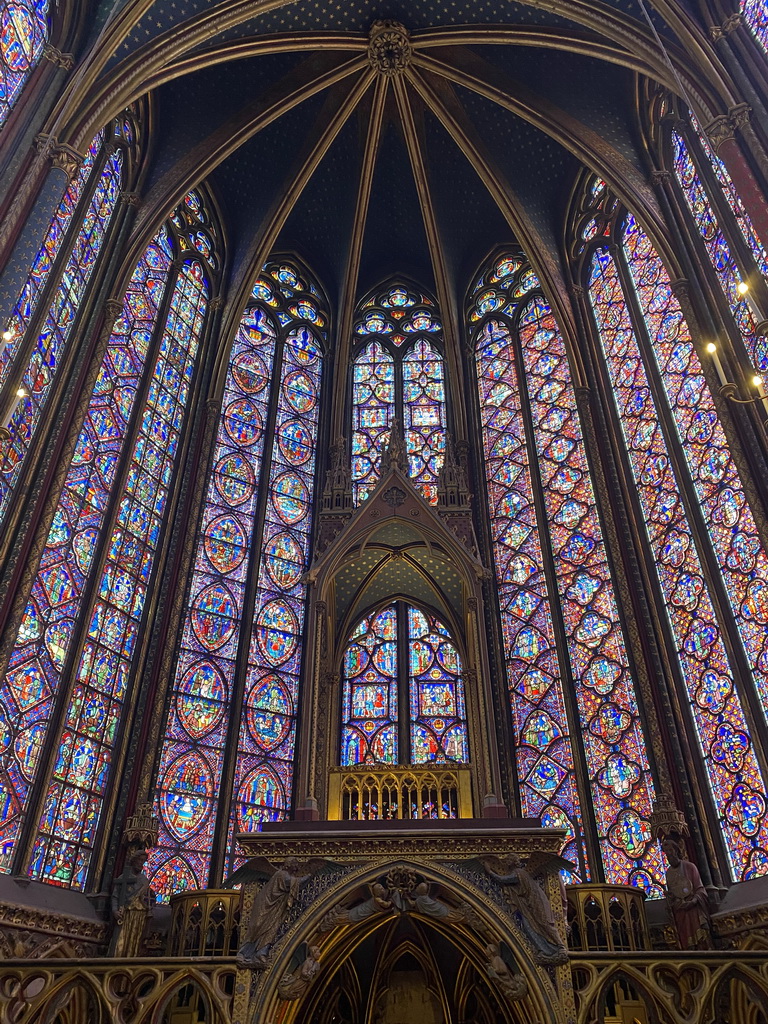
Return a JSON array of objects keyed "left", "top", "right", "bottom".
[
  {"left": 580, "top": 177, "right": 768, "bottom": 881},
  {"left": 148, "top": 261, "right": 326, "bottom": 900},
  {"left": 0, "top": 115, "right": 133, "bottom": 527},
  {"left": 0, "top": 0, "right": 48, "bottom": 127},
  {"left": 351, "top": 283, "right": 446, "bottom": 504},
  {"left": 0, "top": 190, "right": 218, "bottom": 888},
  {"left": 340, "top": 603, "right": 468, "bottom": 769},
  {"left": 669, "top": 122, "right": 768, "bottom": 374},
  {"left": 472, "top": 253, "right": 663, "bottom": 891},
  {"left": 741, "top": 0, "right": 768, "bottom": 54}
]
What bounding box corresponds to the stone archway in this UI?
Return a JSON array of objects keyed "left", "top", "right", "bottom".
[{"left": 233, "top": 856, "right": 573, "bottom": 1024}]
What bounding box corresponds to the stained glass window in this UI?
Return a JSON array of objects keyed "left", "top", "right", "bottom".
[
  {"left": 0, "top": 193, "right": 217, "bottom": 886},
  {"left": 351, "top": 284, "right": 445, "bottom": 505},
  {"left": 742, "top": 0, "right": 768, "bottom": 53},
  {"left": 0, "top": 125, "right": 125, "bottom": 527},
  {"left": 148, "top": 262, "right": 325, "bottom": 900},
  {"left": 671, "top": 129, "right": 768, "bottom": 373},
  {"left": 340, "top": 602, "right": 469, "bottom": 768},
  {"left": 587, "top": 209, "right": 768, "bottom": 881},
  {"left": 473, "top": 254, "right": 663, "bottom": 890},
  {"left": 0, "top": 0, "right": 48, "bottom": 128}
]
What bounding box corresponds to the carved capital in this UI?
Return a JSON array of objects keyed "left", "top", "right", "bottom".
[
  {"left": 51, "top": 143, "right": 84, "bottom": 179},
  {"left": 649, "top": 169, "right": 672, "bottom": 189},
  {"left": 33, "top": 132, "right": 56, "bottom": 158},
  {"left": 729, "top": 102, "right": 752, "bottom": 131},
  {"left": 704, "top": 114, "right": 736, "bottom": 153},
  {"left": 42, "top": 42, "right": 74, "bottom": 69},
  {"left": 209, "top": 295, "right": 223, "bottom": 310},
  {"left": 103, "top": 298, "right": 124, "bottom": 323},
  {"left": 670, "top": 278, "right": 690, "bottom": 300},
  {"left": 118, "top": 191, "right": 141, "bottom": 207},
  {"left": 568, "top": 284, "right": 584, "bottom": 300},
  {"left": 368, "top": 20, "right": 412, "bottom": 76},
  {"left": 723, "top": 12, "right": 744, "bottom": 33}
]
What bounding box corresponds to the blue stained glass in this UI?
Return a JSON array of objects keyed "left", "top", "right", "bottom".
[
  {"left": 148, "top": 261, "right": 325, "bottom": 898},
  {"left": 0, "top": 0, "right": 49, "bottom": 128},
  {"left": 0, "top": 134, "right": 122, "bottom": 527},
  {"left": 31, "top": 259, "right": 209, "bottom": 887},
  {"left": 0, "top": 228, "right": 174, "bottom": 878}
]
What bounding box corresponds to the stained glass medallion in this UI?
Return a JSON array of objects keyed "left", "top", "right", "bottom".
[
  {"left": 0, "top": 0, "right": 48, "bottom": 128},
  {"left": 0, "top": 192, "right": 217, "bottom": 886},
  {"left": 473, "top": 252, "right": 664, "bottom": 889},
  {"left": 0, "top": 129, "right": 124, "bottom": 528},
  {"left": 351, "top": 283, "right": 446, "bottom": 505},
  {"left": 588, "top": 230, "right": 768, "bottom": 882},
  {"left": 149, "top": 261, "right": 326, "bottom": 897}
]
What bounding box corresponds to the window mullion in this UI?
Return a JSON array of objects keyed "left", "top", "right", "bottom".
[
  {"left": 506, "top": 310, "right": 602, "bottom": 883},
  {"left": 207, "top": 334, "right": 286, "bottom": 886},
  {"left": 12, "top": 251, "right": 182, "bottom": 878}
]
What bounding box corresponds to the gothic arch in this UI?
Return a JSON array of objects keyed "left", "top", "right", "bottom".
[{"left": 245, "top": 857, "right": 566, "bottom": 1024}]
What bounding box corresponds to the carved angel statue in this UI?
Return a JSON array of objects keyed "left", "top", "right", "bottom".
[
  {"left": 319, "top": 880, "right": 394, "bottom": 932},
  {"left": 277, "top": 943, "right": 322, "bottom": 1000},
  {"left": 228, "top": 856, "right": 335, "bottom": 968},
  {"left": 481, "top": 853, "right": 569, "bottom": 966},
  {"left": 109, "top": 848, "right": 155, "bottom": 957},
  {"left": 485, "top": 941, "right": 528, "bottom": 1002}
]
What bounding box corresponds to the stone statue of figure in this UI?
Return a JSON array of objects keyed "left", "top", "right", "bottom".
[
  {"left": 662, "top": 838, "right": 712, "bottom": 949},
  {"left": 277, "top": 944, "right": 322, "bottom": 1000},
  {"left": 482, "top": 856, "right": 568, "bottom": 966},
  {"left": 485, "top": 941, "right": 528, "bottom": 1002},
  {"left": 109, "top": 848, "right": 154, "bottom": 957},
  {"left": 238, "top": 858, "right": 311, "bottom": 967}
]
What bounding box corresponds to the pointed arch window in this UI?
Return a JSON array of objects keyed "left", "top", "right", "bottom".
[
  {"left": 0, "top": 116, "right": 133, "bottom": 527},
  {"left": 148, "top": 261, "right": 326, "bottom": 900},
  {"left": 580, "top": 177, "right": 768, "bottom": 881},
  {"left": 351, "top": 284, "right": 446, "bottom": 505},
  {"left": 340, "top": 602, "right": 468, "bottom": 768},
  {"left": 669, "top": 123, "right": 768, "bottom": 373},
  {"left": 472, "top": 252, "right": 663, "bottom": 891},
  {"left": 0, "top": 190, "right": 218, "bottom": 888},
  {"left": 0, "top": 0, "right": 49, "bottom": 128}
]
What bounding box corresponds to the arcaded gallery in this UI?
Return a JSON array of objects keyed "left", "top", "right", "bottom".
[{"left": 2, "top": 0, "right": 768, "bottom": 1020}]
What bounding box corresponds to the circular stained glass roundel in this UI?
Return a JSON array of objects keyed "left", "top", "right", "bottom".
[
  {"left": 191, "top": 583, "right": 236, "bottom": 650},
  {"left": 256, "top": 599, "right": 299, "bottom": 665},
  {"left": 283, "top": 370, "right": 316, "bottom": 414},
  {"left": 2, "top": 5, "right": 41, "bottom": 71},
  {"left": 160, "top": 751, "right": 214, "bottom": 840},
  {"left": 223, "top": 398, "right": 261, "bottom": 447},
  {"left": 204, "top": 514, "right": 247, "bottom": 574},
  {"left": 232, "top": 350, "right": 270, "bottom": 394},
  {"left": 246, "top": 674, "right": 292, "bottom": 751},
  {"left": 278, "top": 419, "right": 313, "bottom": 466},
  {"left": 214, "top": 453, "right": 255, "bottom": 507},
  {"left": 177, "top": 662, "right": 227, "bottom": 739},
  {"left": 271, "top": 472, "right": 309, "bottom": 524},
  {"left": 263, "top": 532, "right": 304, "bottom": 589}
]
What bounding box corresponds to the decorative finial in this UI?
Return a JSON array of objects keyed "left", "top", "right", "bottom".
[
  {"left": 381, "top": 418, "right": 407, "bottom": 474},
  {"left": 368, "top": 20, "right": 412, "bottom": 76},
  {"left": 123, "top": 801, "right": 160, "bottom": 850},
  {"left": 650, "top": 797, "right": 690, "bottom": 842}
]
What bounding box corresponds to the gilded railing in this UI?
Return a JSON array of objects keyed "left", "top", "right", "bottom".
[
  {"left": 566, "top": 883, "right": 649, "bottom": 952},
  {"left": 168, "top": 890, "right": 241, "bottom": 957},
  {"left": 328, "top": 764, "right": 473, "bottom": 820}
]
